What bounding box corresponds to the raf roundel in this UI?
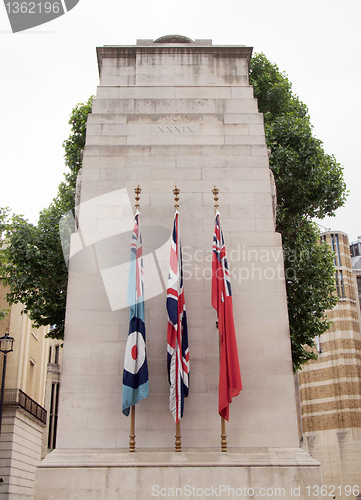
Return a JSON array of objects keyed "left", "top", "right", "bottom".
[
  {"left": 131, "top": 345, "right": 138, "bottom": 360},
  {"left": 124, "top": 331, "right": 146, "bottom": 374}
]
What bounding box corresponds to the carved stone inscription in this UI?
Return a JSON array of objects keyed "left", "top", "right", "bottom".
[
  {"left": 162, "top": 115, "right": 189, "bottom": 123},
  {"left": 156, "top": 125, "right": 194, "bottom": 134},
  {"left": 127, "top": 113, "right": 223, "bottom": 124},
  {"left": 151, "top": 116, "right": 200, "bottom": 135}
]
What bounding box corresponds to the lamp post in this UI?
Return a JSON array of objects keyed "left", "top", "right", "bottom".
[{"left": 0, "top": 332, "right": 15, "bottom": 436}]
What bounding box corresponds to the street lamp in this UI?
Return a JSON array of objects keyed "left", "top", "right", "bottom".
[{"left": 0, "top": 332, "right": 15, "bottom": 436}]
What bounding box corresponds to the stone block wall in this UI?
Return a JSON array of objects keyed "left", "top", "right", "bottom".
[
  {"left": 0, "top": 407, "right": 45, "bottom": 499},
  {"left": 55, "top": 39, "right": 299, "bottom": 452}
]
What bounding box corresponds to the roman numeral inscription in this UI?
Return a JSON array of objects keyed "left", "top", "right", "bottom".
[
  {"left": 162, "top": 115, "right": 189, "bottom": 123},
  {"left": 150, "top": 121, "right": 200, "bottom": 136},
  {"left": 156, "top": 125, "right": 194, "bottom": 134}
]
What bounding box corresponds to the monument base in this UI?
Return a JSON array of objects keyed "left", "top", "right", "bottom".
[{"left": 34, "top": 448, "right": 322, "bottom": 499}]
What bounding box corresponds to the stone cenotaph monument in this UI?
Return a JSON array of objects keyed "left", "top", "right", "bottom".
[{"left": 34, "top": 36, "right": 321, "bottom": 499}]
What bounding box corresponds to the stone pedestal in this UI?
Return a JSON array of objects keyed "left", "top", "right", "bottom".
[
  {"left": 35, "top": 449, "right": 320, "bottom": 500},
  {"left": 34, "top": 36, "right": 322, "bottom": 498}
]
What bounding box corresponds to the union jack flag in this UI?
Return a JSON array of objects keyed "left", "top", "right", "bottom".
[
  {"left": 212, "top": 210, "right": 242, "bottom": 421},
  {"left": 122, "top": 211, "right": 149, "bottom": 416},
  {"left": 167, "top": 211, "right": 189, "bottom": 423}
]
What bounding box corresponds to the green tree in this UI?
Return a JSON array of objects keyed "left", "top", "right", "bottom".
[
  {"left": 249, "top": 53, "right": 346, "bottom": 370},
  {"left": 0, "top": 208, "right": 68, "bottom": 339},
  {"left": 0, "top": 208, "right": 10, "bottom": 320},
  {"left": 282, "top": 222, "right": 338, "bottom": 368},
  {"left": 0, "top": 97, "right": 93, "bottom": 339},
  {"left": 63, "top": 97, "right": 93, "bottom": 189}
]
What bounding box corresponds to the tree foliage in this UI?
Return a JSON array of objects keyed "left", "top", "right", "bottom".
[
  {"left": 250, "top": 53, "right": 346, "bottom": 370},
  {"left": 0, "top": 97, "right": 93, "bottom": 339},
  {"left": 282, "top": 223, "right": 338, "bottom": 368},
  {"left": 0, "top": 207, "right": 68, "bottom": 338},
  {"left": 62, "top": 97, "right": 93, "bottom": 189}
]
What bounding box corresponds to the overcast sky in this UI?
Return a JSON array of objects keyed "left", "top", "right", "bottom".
[{"left": 1, "top": 0, "right": 360, "bottom": 241}]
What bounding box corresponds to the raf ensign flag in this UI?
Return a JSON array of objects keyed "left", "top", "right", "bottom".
[
  {"left": 167, "top": 211, "right": 190, "bottom": 423},
  {"left": 122, "top": 211, "right": 149, "bottom": 416},
  {"left": 212, "top": 211, "right": 242, "bottom": 421}
]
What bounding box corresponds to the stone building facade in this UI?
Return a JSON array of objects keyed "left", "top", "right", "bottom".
[
  {"left": 0, "top": 281, "right": 49, "bottom": 498},
  {"left": 351, "top": 236, "right": 361, "bottom": 313},
  {"left": 298, "top": 231, "right": 361, "bottom": 496},
  {"left": 40, "top": 338, "right": 62, "bottom": 459}
]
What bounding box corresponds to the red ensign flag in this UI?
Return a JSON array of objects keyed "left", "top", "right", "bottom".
[{"left": 212, "top": 211, "right": 242, "bottom": 421}]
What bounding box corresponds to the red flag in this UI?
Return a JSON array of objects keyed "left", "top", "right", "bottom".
[{"left": 212, "top": 211, "right": 242, "bottom": 421}]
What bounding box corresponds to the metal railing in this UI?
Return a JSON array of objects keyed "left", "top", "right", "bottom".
[{"left": 3, "top": 388, "right": 47, "bottom": 425}]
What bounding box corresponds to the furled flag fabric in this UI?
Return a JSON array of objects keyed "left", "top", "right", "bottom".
[
  {"left": 167, "top": 211, "right": 190, "bottom": 423},
  {"left": 212, "top": 210, "right": 242, "bottom": 421},
  {"left": 122, "top": 211, "right": 149, "bottom": 416}
]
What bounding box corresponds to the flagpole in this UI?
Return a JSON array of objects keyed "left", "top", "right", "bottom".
[
  {"left": 175, "top": 421, "right": 181, "bottom": 452},
  {"left": 127, "top": 185, "right": 142, "bottom": 453},
  {"left": 134, "top": 184, "right": 141, "bottom": 212},
  {"left": 173, "top": 186, "right": 182, "bottom": 452},
  {"left": 129, "top": 405, "right": 136, "bottom": 452},
  {"left": 173, "top": 185, "right": 180, "bottom": 211},
  {"left": 212, "top": 185, "right": 219, "bottom": 212},
  {"left": 221, "top": 417, "right": 227, "bottom": 452},
  {"left": 218, "top": 322, "right": 228, "bottom": 453},
  {"left": 213, "top": 186, "right": 228, "bottom": 453}
]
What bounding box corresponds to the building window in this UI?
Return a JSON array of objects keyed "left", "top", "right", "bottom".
[
  {"left": 335, "top": 234, "right": 341, "bottom": 266},
  {"left": 48, "top": 382, "right": 60, "bottom": 450},
  {"left": 331, "top": 233, "right": 341, "bottom": 266},
  {"left": 315, "top": 335, "right": 321, "bottom": 353},
  {"left": 350, "top": 241, "right": 361, "bottom": 258},
  {"left": 48, "top": 347, "right": 52, "bottom": 364},
  {"left": 339, "top": 270, "right": 345, "bottom": 298},
  {"left": 357, "top": 276, "right": 361, "bottom": 305},
  {"left": 335, "top": 270, "right": 345, "bottom": 298},
  {"left": 54, "top": 345, "right": 60, "bottom": 365}
]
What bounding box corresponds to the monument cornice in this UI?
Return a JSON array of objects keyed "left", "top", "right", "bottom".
[{"left": 96, "top": 44, "right": 253, "bottom": 75}]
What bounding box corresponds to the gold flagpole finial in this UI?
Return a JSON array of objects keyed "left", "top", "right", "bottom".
[
  {"left": 134, "top": 185, "right": 142, "bottom": 211},
  {"left": 212, "top": 186, "right": 219, "bottom": 211},
  {"left": 173, "top": 186, "right": 180, "bottom": 210}
]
